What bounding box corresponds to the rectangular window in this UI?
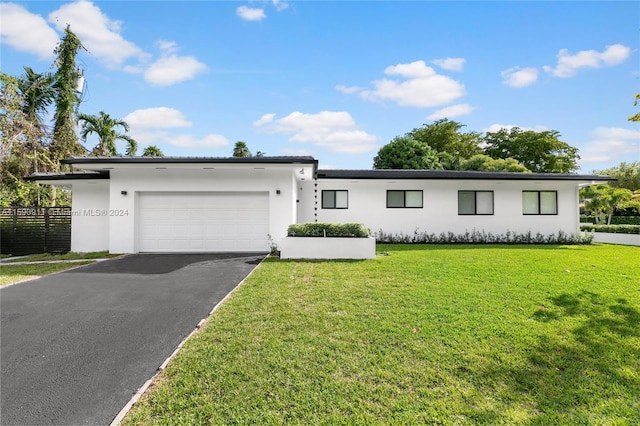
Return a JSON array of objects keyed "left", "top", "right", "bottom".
[
  {"left": 458, "top": 191, "right": 494, "bottom": 215},
  {"left": 322, "top": 190, "right": 348, "bottom": 209},
  {"left": 387, "top": 190, "right": 423, "bottom": 208},
  {"left": 523, "top": 191, "right": 557, "bottom": 215}
]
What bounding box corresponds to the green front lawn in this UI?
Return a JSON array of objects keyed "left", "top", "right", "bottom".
[
  {"left": 2, "top": 251, "right": 118, "bottom": 263},
  {"left": 0, "top": 262, "right": 95, "bottom": 286},
  {"left": 124, "top": 244, "right": 639, "bottom": 425}
]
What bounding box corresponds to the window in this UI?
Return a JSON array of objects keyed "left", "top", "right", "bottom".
[
  {"left": 322, "top": 190, "right": 348, "bottom": 209},
  {"left": 458, "top": 191, "right": 494, "bottom": 215},
  {"left": 387, "top": 190, "right": 423, "bottom": 208},
  {"left": 523, "top": 191, "right": 557, "bottom": 215}
]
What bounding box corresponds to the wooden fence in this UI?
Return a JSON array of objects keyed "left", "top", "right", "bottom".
[{"left": 0, "top": 207, "right": 71, "bottom": 255}]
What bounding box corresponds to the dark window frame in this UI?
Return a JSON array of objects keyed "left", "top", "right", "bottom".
[
  {"left": 458, "top": 190, "right": 494, "bottom": 215},
  {"left": 386, "top": 190, "right": 423, "bottom": 208},
  {"left": 321, "top": 190, "right": 349, "bottom": 209},
  {"left": 522, "top": 190, "right": 558, "bottom": 215}
]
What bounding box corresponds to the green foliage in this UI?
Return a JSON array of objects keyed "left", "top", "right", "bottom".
[
  {"left": 580, "top": 224, "right": 640, "bottom": 234},
  {"left": 483, "top": 127, "right": 579, "bottom": 173},
  {"left": 287, "top": 222, "right": 370, "bottom": 238},
  {"left": 407, "top": 118, "right": 483, "bottom": 160},
  {"left": 373, "top": 136, "right": 442, "bottom": 169},
  {"left": 232, "top": 141, "right": 251, "bottom": 158},
  {"left": 593, "top": 161, "right": 640, "bottom": 191},
  {"left": 374, "top": 228, "right": 592, "bottom": 244},
  {"left": 77, "top": 111, "right": 137, "bottom": 156},
  {"left": 581, "top": 184, "right": 635, "bottom": 225},
  {"left": 141, "top": 145, "right": 164, "bottom": 157},
  {"left": 581, "top": 215, "right": 640, "bottom": 225},
  {"left": 50, "top": 25, "right": 86, "bottom": 163},
  {"left": 458, "top": 154, "right": 530, "bottom": 172}
]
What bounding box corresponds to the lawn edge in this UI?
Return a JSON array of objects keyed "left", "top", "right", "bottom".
[
  {"left": 109, "top": 254, "right": 270, "bottom": 426},
  {"left": 0, "top": 260, "right": 98, "bottom": 288}
]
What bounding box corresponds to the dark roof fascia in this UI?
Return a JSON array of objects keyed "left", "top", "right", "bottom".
[
  {"left": 62, "top": 156, "right": 318, "bottom": 166},
  {"left": 25, "top": 171, "right": 110, "bottom": 181},
  {"left": 317, "top": 169, "right": 614, "bottom": 182}
]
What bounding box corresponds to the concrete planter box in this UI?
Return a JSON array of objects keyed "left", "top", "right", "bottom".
[
  {"left": 280, "top": 237, "right": 376, "bottom": 260},
  {"left": 585, "top": 232, "right": 640, "bottom": 247}
]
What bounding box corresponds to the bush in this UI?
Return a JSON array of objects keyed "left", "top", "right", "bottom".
[
  {"left": 373, "top": 228, "right": 593, "bottom": 245},
  {"left": 580, "top": 224, "right": 640, "bottom": 235},
  {"left": 287, "top": 223, "right": 370, "bottom": 238},
  {"left": 580, "top": 215, "right": 640, "bottom": 225}
]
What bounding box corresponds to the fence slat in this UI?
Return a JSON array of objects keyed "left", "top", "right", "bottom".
[{"left": 0, "top": 207, "right": 71, "bottom": 255}]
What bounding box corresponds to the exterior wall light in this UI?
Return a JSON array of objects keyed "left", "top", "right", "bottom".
[{"left": 121, "top": 191, "right": 128, "bottom": 196}]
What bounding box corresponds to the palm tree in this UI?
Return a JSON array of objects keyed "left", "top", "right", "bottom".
[
  {"left": 77, "top": 111, "right": 137, "bottom": 156},
  {"left": 17, "top": 67, "right": 56, "bottom": 172},
  {"left": 142, "top": 145, "right": 164, "bottom": 157},
  {"left": 232, "top": 141, "right": 251, "bottom": 158}
]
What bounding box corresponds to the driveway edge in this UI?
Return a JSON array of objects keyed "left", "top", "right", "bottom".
[{"left": 109, "top": 255, "right": 268, "bottom": 426}]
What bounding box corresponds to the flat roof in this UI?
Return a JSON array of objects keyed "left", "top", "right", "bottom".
[
  {"left": 63, "top": 156, "right": 318, "bottom": 165},
  {"left": 317, "top": 169, "right": 614, "bottom": 181},
  {"left": 25, "top": 171, "right": 110, "bottom": 181}
]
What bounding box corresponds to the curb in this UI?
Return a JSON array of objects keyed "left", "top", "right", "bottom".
[{"left": 109, "top": 255, "right": 268, "bottom": 426}]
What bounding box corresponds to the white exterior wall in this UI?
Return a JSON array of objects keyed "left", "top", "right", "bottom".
[
  {"left": 70, "top": 181, "right": 110, "bottom": 252},
  {"left": 106, "top": 166, "right": 298, "bottom": 253},
  {"left": 299, "top": 179, "right": 582, "bottom": 237}
]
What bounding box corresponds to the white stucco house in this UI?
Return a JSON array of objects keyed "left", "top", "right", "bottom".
[{"left": 30, "top": 156, "right": 612, "bottom": 253}]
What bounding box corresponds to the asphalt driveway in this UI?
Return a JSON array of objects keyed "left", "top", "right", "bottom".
[{"left": 1, "top": 253, "right": 265, "bottom": 426}]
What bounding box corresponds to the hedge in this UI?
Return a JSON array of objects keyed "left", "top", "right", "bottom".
[
  {"left": 374, "top": 229, "right": 593, "bottom": 245},
  {"left": 287, "top": 222, "right": 370, "bottom": 238},
  {"left": 580, "top": 215, "right": 640, "bottom": 225},
  {"left": 580, "top": 224, "right": 640, "bottom": 235}
]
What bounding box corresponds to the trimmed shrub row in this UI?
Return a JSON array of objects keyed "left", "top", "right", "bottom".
[
  {"left": 580, "top": 224, "right": 640, "bottom": 235},
  {"left": 374, "top": 228, "right": 593, "bottom": 245},
  {"left": 580, "top": 215, "right": 640, "bottom": 225},
  {"left": 287, "top": 222, "right": 370, "bottom": 238}
]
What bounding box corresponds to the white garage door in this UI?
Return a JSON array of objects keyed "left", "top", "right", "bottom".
[{"left": 138, "top": 192, "right": 269, "bottom": 252}]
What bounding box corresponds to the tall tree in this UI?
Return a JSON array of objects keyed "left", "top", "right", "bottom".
[
  {"left": 233, "top": 141, "right": 251, "bottom": 158},
  {"left": 594, "top": 161, "right": 640, "bottom": 191},
  {"left": 483, "top": 127, "right": 579, "bottom": 173},
  {"left": 77, "top": 111, "right": 137, "bottom": 156},
  {"left": 458, "top": 154, "right": 530, "bottom": 172},
  {"left": 407, "top": 119, "right": 483, "bottom": 160},
  {"left": 142, "top": 145, "right": 164, "bottom": 157},
  {"left": 373, "top": 137, "right": 442, "bottom": 170},
  {"left": 49, "top": 25, "right": 85, "bottom": 163}
]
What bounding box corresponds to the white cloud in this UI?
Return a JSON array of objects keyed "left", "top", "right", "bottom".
[
  {"left": 124, "top": 107, "right": 191, "bottom": 129},
  {"left": 483, "top": 124, "right": 549, "bottom": 133},
  {"left": 543, "top": 44, "right": 631, "bottom": 78},
  {"left": 335, "top": 84, "right": 362, "bottom": 94},
  {"left": 254, "top": 111, "right": 378, "bottom": 154},
  {"left": 579, "top": 127, "right": 640, "bottom": 164},
  {"left": 253, "top": 113, "right": 276, "bottom": 127},
  {"left": 0, "top": 3, "right": 59, "bottom": 60},
  {"left": 144, "top": 42, "right": 207, "bottom": 86},
  {"left": 48, "top": 0, "right": 148, "bottom": 68},
  {"left": 427, "top": 104, "right": 475, "bottom": 120},
  {"left": 343, "top": 60, "right": 465, "bottom": 108},
  {"left": 431, "top": 57, "right": 466, "bottom": 72},
  {"left": 272, "top": 0, "right": 289, "bottom": 11},
  {"left": 501, "top": 66, "right": 539, "bottom": 87},
  {"left": 237, "top": 6, "right": 266, "bottom": 21}
]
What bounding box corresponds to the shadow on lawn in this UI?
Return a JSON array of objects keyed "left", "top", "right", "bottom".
[{"left": 470, "top": 291, "right": 640, "bottom": 423}]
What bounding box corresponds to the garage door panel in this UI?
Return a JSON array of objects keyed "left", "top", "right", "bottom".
[{"left": 138, "top": 192, "right": 269, "bottom": 252}]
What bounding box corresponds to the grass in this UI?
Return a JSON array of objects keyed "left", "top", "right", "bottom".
[
  {"left": 2, "top": 250, "right": 118, "bottom": 263},
  {"left": 0, "top": 261, "right": 95, "bottom": 286},
  {"left": 123, "top": 244, "right": 640, "bottom": 425}
]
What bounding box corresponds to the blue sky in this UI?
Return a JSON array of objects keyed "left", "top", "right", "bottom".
[{"left": 1, "top": 1, "right": 638, "bottom": 172}]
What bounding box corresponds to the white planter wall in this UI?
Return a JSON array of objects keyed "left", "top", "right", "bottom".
[
  {"left": 589, "top": 232, "right": 640, "bottom": 246},
  {"left": 280, "top": 237, "right": 376, "bottom": 259}
]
